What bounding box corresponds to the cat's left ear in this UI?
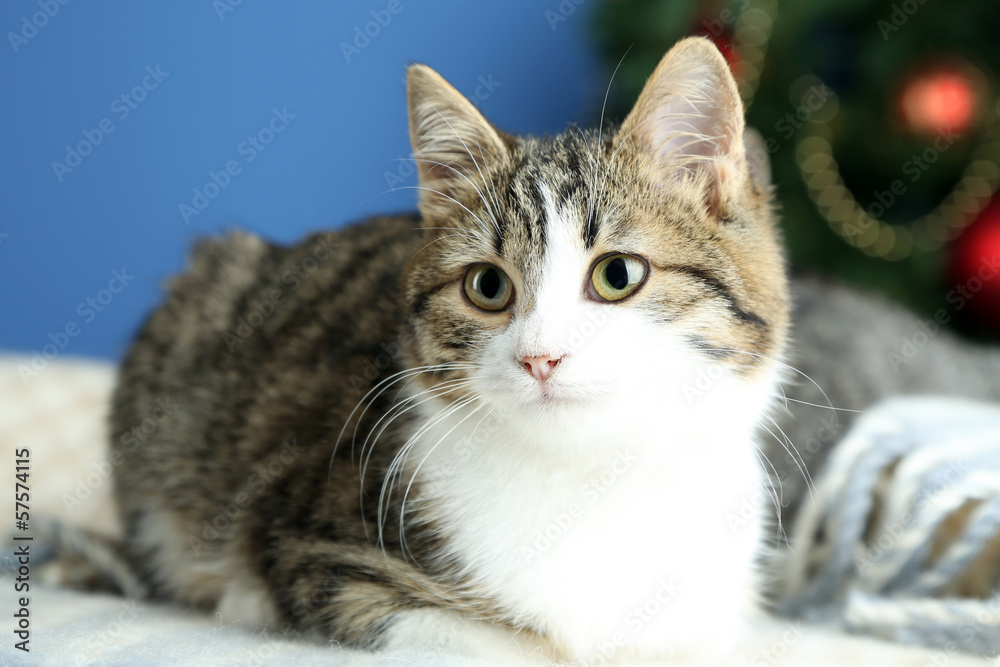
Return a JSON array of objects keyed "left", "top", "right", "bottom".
[
  {"left": 618, "top": 37, "right": 750, "bottom": 217},
  {"left": 407, "top": 64, "right": 509, "bottom": 216}
]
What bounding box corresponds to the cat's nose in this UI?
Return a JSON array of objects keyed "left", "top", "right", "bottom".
[{"left": 519, "top": 355, "right": 565, "bottom": 382}]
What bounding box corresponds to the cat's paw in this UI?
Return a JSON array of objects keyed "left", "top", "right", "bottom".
[{"left": 380, "top": 608, "right": 557, "bottom": 665}]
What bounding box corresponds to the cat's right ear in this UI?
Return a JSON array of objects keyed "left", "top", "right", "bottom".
[
  {"left": 407, "top": 64, "right": 509, "bottom": 216},
  {"left": 617, "top": 37, "right": 749, "bottom": 218}
]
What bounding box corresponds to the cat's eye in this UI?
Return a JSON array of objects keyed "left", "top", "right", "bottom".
[
  {"left": 464, "top": 264, "right": 514, "bottom": 312},
  {"left": 589, "top": 254, "right": 648, "bottom": 302}
]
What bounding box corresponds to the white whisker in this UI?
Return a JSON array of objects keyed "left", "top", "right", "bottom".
[
  {"left": 587, "top": 47, "right": 632, "bottom": 236},
  {"left": 358, "top": 377, "right": 476, "bottom": 541},
  {"left": 378, "top": 394, "right": 479, "bottom": 554},
  {"left": 398, "top": 399, "right": 484, "bottom": 562}
]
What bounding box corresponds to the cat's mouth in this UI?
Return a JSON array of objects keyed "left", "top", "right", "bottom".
[
  {"left": 523, "top": 377, "right": 586, "bottom": 409},
  {"left": 536, "top": 384, "right": 564, "bottom": 404}
]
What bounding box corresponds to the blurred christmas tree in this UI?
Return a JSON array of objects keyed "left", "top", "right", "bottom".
[{"left": 592, "top": 0, "right": 1000, "bottom": 339}]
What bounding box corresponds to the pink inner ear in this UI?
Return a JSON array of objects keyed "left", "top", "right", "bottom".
[
  {"left": 407, "top": 64, "right": 509, "bottom": 215},
  {"left": 643, "top": 77, "right": 744, "bottom": 189},
  {"left": 620, "top": 39, "right": 748, "bottom": 215},
  {"left": 647, "top": 99, "right": 730, "bottom": 170},
  {"left": 650, "top": 91, "right": 745, "bottom": 217}
]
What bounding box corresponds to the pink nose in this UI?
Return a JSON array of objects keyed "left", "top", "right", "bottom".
[{"left": 519, "top": 355, "right": 565, "bottom": 382}]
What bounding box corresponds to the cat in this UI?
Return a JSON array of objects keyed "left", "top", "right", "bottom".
[{"left": 106, "top": 34, "right": 1000, "bottom": 665}]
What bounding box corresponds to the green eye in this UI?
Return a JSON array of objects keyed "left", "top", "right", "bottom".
[
  {"left": 589, "top": 254, "right": 648, "bottom": 302},
  {"left": 464, "top": 264, "right": 513, "bottom": 312}
]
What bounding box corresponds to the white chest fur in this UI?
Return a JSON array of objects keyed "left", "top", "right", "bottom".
[{"left": 408, "top": 394, "right": 769, "bottom": 664}]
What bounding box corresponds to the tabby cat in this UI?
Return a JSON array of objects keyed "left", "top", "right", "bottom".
[{"left": 109, "top": 36, "right": 1000, "bottom": 664}]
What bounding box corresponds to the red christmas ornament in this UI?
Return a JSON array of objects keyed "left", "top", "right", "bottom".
[
  {"left": 708, "top": 33, "right": 742, "bottom": 80},
  {"left": 897, "top": 65, "right": 981, "bottom": 136},
  {"left": 692, "top": 24, "right": 742, "bottom": 80},
  {"left": 948, "top": 196, "right": 1000, "bottom": 331}
]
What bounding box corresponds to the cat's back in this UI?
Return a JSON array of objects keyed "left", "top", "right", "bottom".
[{"left": 110, "top": 213, "right": 421, "bottom": 530}]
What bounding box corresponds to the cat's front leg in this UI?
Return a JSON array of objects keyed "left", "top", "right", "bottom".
[{"left": 239, "top": 535, "right": 554, "bottom": 663}]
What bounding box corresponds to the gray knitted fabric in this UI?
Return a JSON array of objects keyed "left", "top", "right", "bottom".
[{"left": 780, "top": 397, "right": 1000, "bottom": 654}]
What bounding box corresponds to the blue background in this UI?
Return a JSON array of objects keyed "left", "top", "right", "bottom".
[{"left": 0, "top": 0, "right": 602, "bottom": 361}]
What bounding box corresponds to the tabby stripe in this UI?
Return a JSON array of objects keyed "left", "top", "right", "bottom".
[
  {"left": 524, "top": 180, "right": 546, "bottom": 251},
  {"left": 410, "top": 279, "right": 456, "bottom": 317},
  {"left": 268, "top": 232, "right": 390, "bottom": 341},
  {"left": 493, "top": 207, "right": 506, "bottom": 255},
  {"left": 663, "top": 265, "right": 768, "bottom": 329},
  {"left": 584, "top": 207, "right": 598, "bottom": 248},
  {"left": 686, "top": 335, "right": 735, "bottom": 360}
]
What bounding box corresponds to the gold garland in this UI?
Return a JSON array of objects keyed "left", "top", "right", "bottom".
[
  {"left": 732, "top": 0, "right": 1000, "bottom": 261},
  {"left": 732, "top": 0, "right": 776, "bottom": 102},
  {"left": 796, "top": 121, "right": 1000, "bottom": 260}
]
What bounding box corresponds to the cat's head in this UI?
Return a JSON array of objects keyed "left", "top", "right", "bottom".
[{"left": 402, "top": 37, "right": 788, "bottom": 447}]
